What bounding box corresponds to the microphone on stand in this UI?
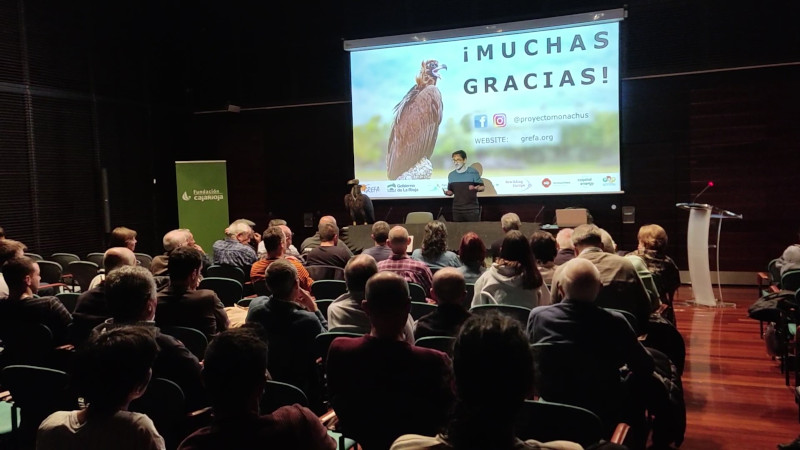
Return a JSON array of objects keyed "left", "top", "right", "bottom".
[
  {"left": 533, "top": 205, "right": 545, "bottom": 224},
  {"left": 384, "top": 206, "right": 393, "bottom": 223},
  {"left": 693, "top": 181, "right": 714, "bottom": 204}
]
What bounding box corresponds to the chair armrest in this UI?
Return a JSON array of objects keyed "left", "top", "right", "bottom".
[
  {"left": 0, "top": 391, "right": 11, "bottom": 402},
  {"left": 757, "top": 272, "right": 769, "bottom": 283},
  {"left": 610, "top": 422, "right": 630, "bottom": 444},
  {"left": 319, "top": 410, "right": 338, "bottom": 429},
  {"left": 187, "top": 406, "right": 212, "bottom": 419}
]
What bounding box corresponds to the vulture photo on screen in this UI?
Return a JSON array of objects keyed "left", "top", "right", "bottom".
[
  {"left": 387, "top": 59, "right": 447, "bottom": 180},
  {"left": 344, "top": 179, "right": 375, "bottom": 225}
]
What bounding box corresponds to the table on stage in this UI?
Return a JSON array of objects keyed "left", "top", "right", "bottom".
[{"left": 339, "top": 221, "right": 542, "bottom": 254}]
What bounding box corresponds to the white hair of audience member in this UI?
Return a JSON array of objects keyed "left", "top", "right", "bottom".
[
  {"left": 598, "top": 228, "right": 617, "bottom": 254},
  {"left": 500, "top": 213, "right": 521, "bottom": 231},
  {"left": 227, "top": 221, "right": 252, "bottom": 237},
  {"left": 555, "top": 228, "right": 574, "bottom": 250},
  {"left": 163, "top": 229, "right": 190, "bottom": 252},
  {"left": 560, "top": 258, "right": 602, "bottom": 302}
]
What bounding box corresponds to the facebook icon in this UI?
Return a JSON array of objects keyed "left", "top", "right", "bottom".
[{"left": 473, "top": 115, "right": 488, "bottom": 128}]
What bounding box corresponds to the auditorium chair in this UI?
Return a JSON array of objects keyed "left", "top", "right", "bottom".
[
  {"left": 134, "top": 253, "right": 153, "bottom": 271},
  {"left": 37, "top": 260, "right": 70, "bottom": 292},
  {"left": 410, "top": 302, "right": 437, "bottom": 320},
  {"left": 414, "top": 336, "right": 456, "bottom": 355},
  {"left": 67, "top": 261, "right": 98, "bottom": 292},
  {"left": 470, "top": 304, "right": 532, "bottom": 327},
  {"left": 311, "top": 279, "right": 347, "bottom": 300},
  {"left": 261, "top": 380, "right": 308, "bottom": 414},
  {"left": 198, "top": 277, "right": 243, "bottom": 307},
  {"left": 161, "top": 326, "right": 208, "bottom": 360},
  {"left": 515, "top": 400, "right": 628, "bottom": 447},
  {"left": 315, "top": 299, "right": 335, "bottom": 319},
  {"left": 408, "top": 282, "right": 427, "bottom": 302},
  {"left": 130, "top": 377, "right": 191, "bottom": 450},
  {"left": 55, "top": 292, "right": 80, "bottom": 313},
  {"left": 405, "top": 211, "right": 433, "bottom": 224},
  {"left": 23, "top": 252, "right": 42, "bottom": 261},
  {"left": 85, "top": 252, "right": 105, "bottom": 266}
]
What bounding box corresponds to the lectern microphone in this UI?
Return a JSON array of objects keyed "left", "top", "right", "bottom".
[
  {"left": 533, "top": 205, "right": 545, "bottom": 223},
  {"left": 693, "top": 181, "right": 714, "bottom": 203}
]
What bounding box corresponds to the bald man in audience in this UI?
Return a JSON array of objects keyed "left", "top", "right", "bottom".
[
  {"left": 527, "top": 257, "right": 654, "bottom": 438},
  {"left": 327, "top": 254, "right": 415, "bottom": 342},
  {"left": 553, "top": 228, "right": 576, "bottom": 265},
  {"left": 300, "top": 216, "right": 353, "bottom": 255},
  {"left": 326, "top": 272, "right": 454, "bottom": 450},
  {"left": 413, "top": 267, "right": 471, "bottom": 340},
  {"left": 376, "top": 226, "right": 434, "bottom": 295},
  {"left": 151, "top": 229, "right": 195, "bottom": 276},
  {"left": 550, "top": 224, "right": 651, "bottom": 334},
  {"left": 73, "top": 247, "right": 139, "bottom": 342},
  {"left": 88, "top": 247, "right": 137, "bottom": 290}
]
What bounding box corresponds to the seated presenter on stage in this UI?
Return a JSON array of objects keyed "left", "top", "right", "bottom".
[{"left": 444, "top": 150, "right": 484, "bottom": 222}]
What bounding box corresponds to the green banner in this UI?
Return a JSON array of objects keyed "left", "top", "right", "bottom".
[{"left": 175, "top": 161, "right": 229, "bottom": 260}]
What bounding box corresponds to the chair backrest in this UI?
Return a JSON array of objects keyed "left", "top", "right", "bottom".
[
  {"left": 408, "top": 282, "right": 428, "bottom": 302},
  {"left": 405, "top": 211, "right": 433, "bottom": 224},
  {"left": 55, "top": 292, "right": 80, "bottom": 313},
  {"left": 515, "top": 400, "right": 605, "bottom": 447},
  {"left": 414, "top": 336, "right": 456, "bottom": 355},
  {"left": 410, "top": 301, "right": 437, "bottom": 320},
  {"left": 24, "top": 252, "right": 43, "bottom": 261},
  {"left": 261, "top": 380, "right": 309, "bottom": 414},
  {"left": 134, "top": 253, "right": 153, "bottom": 271},
  {"left": 0, "top": 365, "right": 76, "bottom": 445},
  {"left": 50, "top": 253, "right": 80, "bottom": 274},
  {"left": 768, "top": 259, "right": 782, "bottom": 284},
  {"left": 130, "top": 377, "right": 185, "bottom": 450},
  {"left": 198, "top": 277, "right": 244, "bottom": 307},
  {"left": 314, "top": 332, "right": 363, "bottom": 368},
  {"left": 206, "top": 264, "right": 246, "bottom": 284},
  {"left": 237, "top": 298, "right": 253, "bottom": 308},
  {"left": 67, "top": 261, "right": 98, "bottom": 291},
  {"left": 85, "top": 252, "right": 105, "bottom": 266},
  {"left": 470, "top": 304, "right": 532, "bottom": 326},
  {"left": 642, "top": 319, "right": 686, "bottom": 376},
  {"left": 311, "top": 279, "right": 347, "bottom": 300},
  {"left": 782, "top": 270, "right": 800, "bottom": 292},
  {"left": 37, "top": 260, "right": 63, "bottom": 284},
  {"left": 306, "top": 265, "right": 345, "bottom": 281},
  {"left": 160, "top": 326, "right": 209, "bottom": 360},
  {"left": 252, "top": 279, "right": 271, "bottom": 296},
  {"left": 0, "top": 323, "right": 56, "bottom": 367},
  {"left": 315, "top": 299, "right": 335, "bottom": 319}
]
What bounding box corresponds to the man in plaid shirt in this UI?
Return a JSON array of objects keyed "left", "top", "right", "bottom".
[{"left": 376, "top": 226, "right": 433, "bottom": 296}]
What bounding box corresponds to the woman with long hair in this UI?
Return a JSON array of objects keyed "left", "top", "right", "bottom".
[
  {"left": 411, "top": 221, "right": 461, "bottom": 270},
  {"left": 471, "top": 230, "right": 550, "bottom": 308},
  {"left": 457, "top": 232, "right": 486, "bottom": 284}
]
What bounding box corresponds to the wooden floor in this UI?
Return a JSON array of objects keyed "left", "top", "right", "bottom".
[{"left": 674, "top": 285, "right": 797, "bottom": 449}]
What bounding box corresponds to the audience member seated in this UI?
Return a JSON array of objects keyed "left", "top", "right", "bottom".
[
  {"left": 392, "top": 313, "right": 581, "bottom": 450},
  {"left": 250, "top": 226, "right": 313, "bottom": 291},
  {"left": 626, "top": 225, "right": 680, "bottom": 310},
  {"left": 0, "top": 238, "right": 26, "bottom": 298},
  {"left": 300, "top": 216, "right": 353, "bottom": 254},
  {"left": 257, "top": 219, "right": 301, "bottom": 259},
  {"left": 489, "top": 212, "right": 521, "bottom": 260},
  {"left": 413, "top": 268, "right": 471, "bottom": 340},
  {"left": 95, "top": 266, "right": 206, "bottom": 410},
  {"left": 328, "top": 254, "right": 414, "bottom": 341},
  {"left": 37, "top": 327, "right": 164, "bottom": 450},
  {"left": 151, "top": 229, "right": 210, "bottom": 276},
  {"left": 530, "top": 230, "right": 558, "bottom": 285},
  {"left": 305, "top": 221, "right": 352, "bottom": 279},
  {"left": 361, "top": 221, "right": 392, "bottom": 263},
  {"left": 74, "top": 249, "right": 139, "bottom": 341},
  {"left": 0, "top": 256, "right": 72, "bottom": 345},
  {"left": 411, "top": 221, "right": 462, "bottom": 270},
  {"left": 327, "top": 272, "right": 455, "bottom": 450},
  {"left": 377, "top": 226, "right": 434, "bottom": 296},
  {"left": 156, "top": 247, "right": 229, "bottom": 339},
  {"left": 471, "top": 231, "right": 551, "bottom": 309},
  {"left": 527, "top": 258, "right": 654, "bottom": 437},
  {"left": 89, "top": 247, "right": 137, "bottom": 290},
  {"left": 551, "top": 224, "right": 651, "bottom": 334},
  {"left": 775, "top": 227, "right": 800, "bottom": 277},
  {"left": 177, "top": 327, "right": 336, "bottom": 450},
  {"left": 553, "top": 228, "right": 575, "bottom": 265},
  {"left": 246, "top": 260, "right": 327, "bottom": 410},
  {"left": 213, "top": 221, "right": 258, "bottom": 268},
  {"left": 457, "top": 232, "right": 486, "bottom": 284},
  {"left": 107, "top": 226, "right": 138, "bottom": 251}
]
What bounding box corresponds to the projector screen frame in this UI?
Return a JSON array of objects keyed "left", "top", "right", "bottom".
[{"left": 346, "top": 9, "right": 627, "bottom": 200}]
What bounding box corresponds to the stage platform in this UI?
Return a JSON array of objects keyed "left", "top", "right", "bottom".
[{"left": 340, "top": 221, "right": 542, "bottom": 254}]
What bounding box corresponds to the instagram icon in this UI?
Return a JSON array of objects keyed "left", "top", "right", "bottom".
[{"left": 493, "top": 113, "right": 507, "bottom": 127}]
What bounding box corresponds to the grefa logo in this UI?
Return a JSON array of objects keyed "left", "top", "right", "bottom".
[{"left": 182, "top": 192, "right": 191, "bottom": 201}]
